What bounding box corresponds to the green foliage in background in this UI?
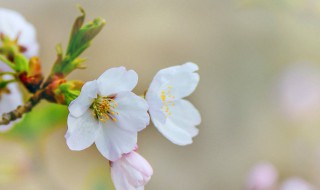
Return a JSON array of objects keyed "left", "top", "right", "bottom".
[
  {"left": 0, "top": 103, "right": 68, "bottom": 142},
  {"left": 84, "top": 167, "right": 115, "bottom": 190}
]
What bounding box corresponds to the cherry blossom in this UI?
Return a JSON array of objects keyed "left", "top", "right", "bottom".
[
  {"left": 0, "top": 8, "right": 39, "bottom": 57},
  {"left": 146, "top": 62, "right": 201, "bottom": 145},
  {"left": 66, "top": 67, "right": 149, "bottom": 161}
]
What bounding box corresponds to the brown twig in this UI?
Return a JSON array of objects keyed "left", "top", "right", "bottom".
[{"left": 0, "top": 89, "right": 44, "bottom": 125}]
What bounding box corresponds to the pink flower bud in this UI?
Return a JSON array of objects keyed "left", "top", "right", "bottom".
[
  {"left": 246, "top": 162, "right": 278, "bottom": 190},
  {"left": 111, "top": 151, "right": 153, "bottom": 190}
]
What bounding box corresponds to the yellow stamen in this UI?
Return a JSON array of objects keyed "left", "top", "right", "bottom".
[
  {"left": 92, "top": 96, "right": 118, "bottom": 122},
  {"left": 161, "top": 91, "right": 166, "bottom": 102},
  {"left": 161, "top": 86, "right": 175, "bottom": 118}
]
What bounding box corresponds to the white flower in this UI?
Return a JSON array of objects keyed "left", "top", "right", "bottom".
[
  {"left": 146, "top": 62, "right": 201, "bottom": 145},
  {"left": 66, "top": 67, "right": 150, "bottom": 161},
  {"left": 111, "top": 151, "right": 153, "bottom": 190},
  {"left": 0, "top": 8, "right": 38, "bottom": 131},
  {"left": 0, "top": 8, "right": 39, "bottom": 57},
  {"left": 0, "top": 63, "right": 23, "bottom": 131},
  {"left": 280, "top": 178, "right": 315, "bottom": 190}
]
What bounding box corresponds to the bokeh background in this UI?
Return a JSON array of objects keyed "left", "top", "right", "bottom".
[{"left": 2, "top": 0, "right": 320, "bottom": 189}]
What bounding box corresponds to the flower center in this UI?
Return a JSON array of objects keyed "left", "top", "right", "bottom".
[
  {"left": 92, "top": 96, "right": 119, "bottom": 122},
  {"left": 161, "top": 86, "right": 175, "bottom": 118}
]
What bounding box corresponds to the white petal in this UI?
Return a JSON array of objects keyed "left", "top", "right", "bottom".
[
  {"left": 97, "top": 67, "right": 138, "bottom": 96},
  {"left": 114, "top": 92, "right": 150, "bottom": 132},
  {"left": 65, "top": 110, "right": 99, "bottom": 151},
  {"left": 111, "top": 163, "right": 137, "bottom": 190},
  {"left": 147, "top": 62, "right": 199, "bottom": 100},
  {"left": 169, "top": 99, "right": 201, "bottom": 129},
  {"left": 0, "top": 81, "right": 23, "bottom": 132},
  {"left": 68, "top": 80, "right": 97, "bottom": 117},
  {"left": 95, "top": 122, "right": 137, "bottom": 161},
  {"left": 152, "top": 99, "right": 201, "bottom": 145},
  {"left": 146, "top": 90, "right": 166, "bottom": 125},
  {"left": 152, "top": 118, "right": 193, "bottom": 145}
]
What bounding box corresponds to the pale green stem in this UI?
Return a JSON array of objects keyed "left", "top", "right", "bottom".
[{"left": 0, "top": 72, "right": 15, "bottom": 76}]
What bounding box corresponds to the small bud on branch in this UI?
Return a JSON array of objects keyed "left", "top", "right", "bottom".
[{"left": 50, "top": 6, "right": 106, "bottom": 77}]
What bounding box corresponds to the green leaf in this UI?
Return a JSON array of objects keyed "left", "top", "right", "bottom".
[
  {"left": 70, "top": 5, "right": 86, "bottom": 40},
  {"left": 51, "top": 6, "right": 106, "bottom": 76},
  {"left": 51, "top": 44, "right": 64, "bottom": 74},
  {"left": 14, "top": 53, "right": 29, "bottom": 73},
  {"left": 66, "top": 17, "right": 106, "bottom": 60}
]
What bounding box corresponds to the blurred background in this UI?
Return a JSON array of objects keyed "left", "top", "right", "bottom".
[{"left": 2, "top": 0, "right": 320, "bottom": 189}]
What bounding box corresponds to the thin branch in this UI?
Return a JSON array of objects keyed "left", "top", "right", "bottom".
[{"left": 0, "top": 90, "right": 44, "bottom": 125}]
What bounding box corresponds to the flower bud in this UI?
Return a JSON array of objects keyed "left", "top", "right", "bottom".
[
  {"left": 51, "top": 7, "right": 105, "bottom": 77},
  {"left": 111, "top": 151, "right": 153, "bottom": 190},
  {"left": 54, "top": 80, "right": 83, "bottom": 105},
  {"left": 18, "top": 56, "right": 43, "bottom": 93}
]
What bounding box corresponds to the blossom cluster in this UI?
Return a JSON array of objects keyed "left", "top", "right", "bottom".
[
  {"left": 0, "top": 8, "right": 201, "bottom": 189},
  {"left": 66, "top": 63, "right": 201, "bottom": 189}
]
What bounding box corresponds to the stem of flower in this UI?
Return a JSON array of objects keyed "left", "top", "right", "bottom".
[
  {"left": 0, "top": 89, "right": 44, "bottom": 125},
  {"left": 0, "top": 54, "right": 15, "bottom": 70},
  {"left": 0, "top": 79, "right": 16, "bottom": 89},
  {"left": 0, "top": 71, "right": 15, "bottom": 76}
]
